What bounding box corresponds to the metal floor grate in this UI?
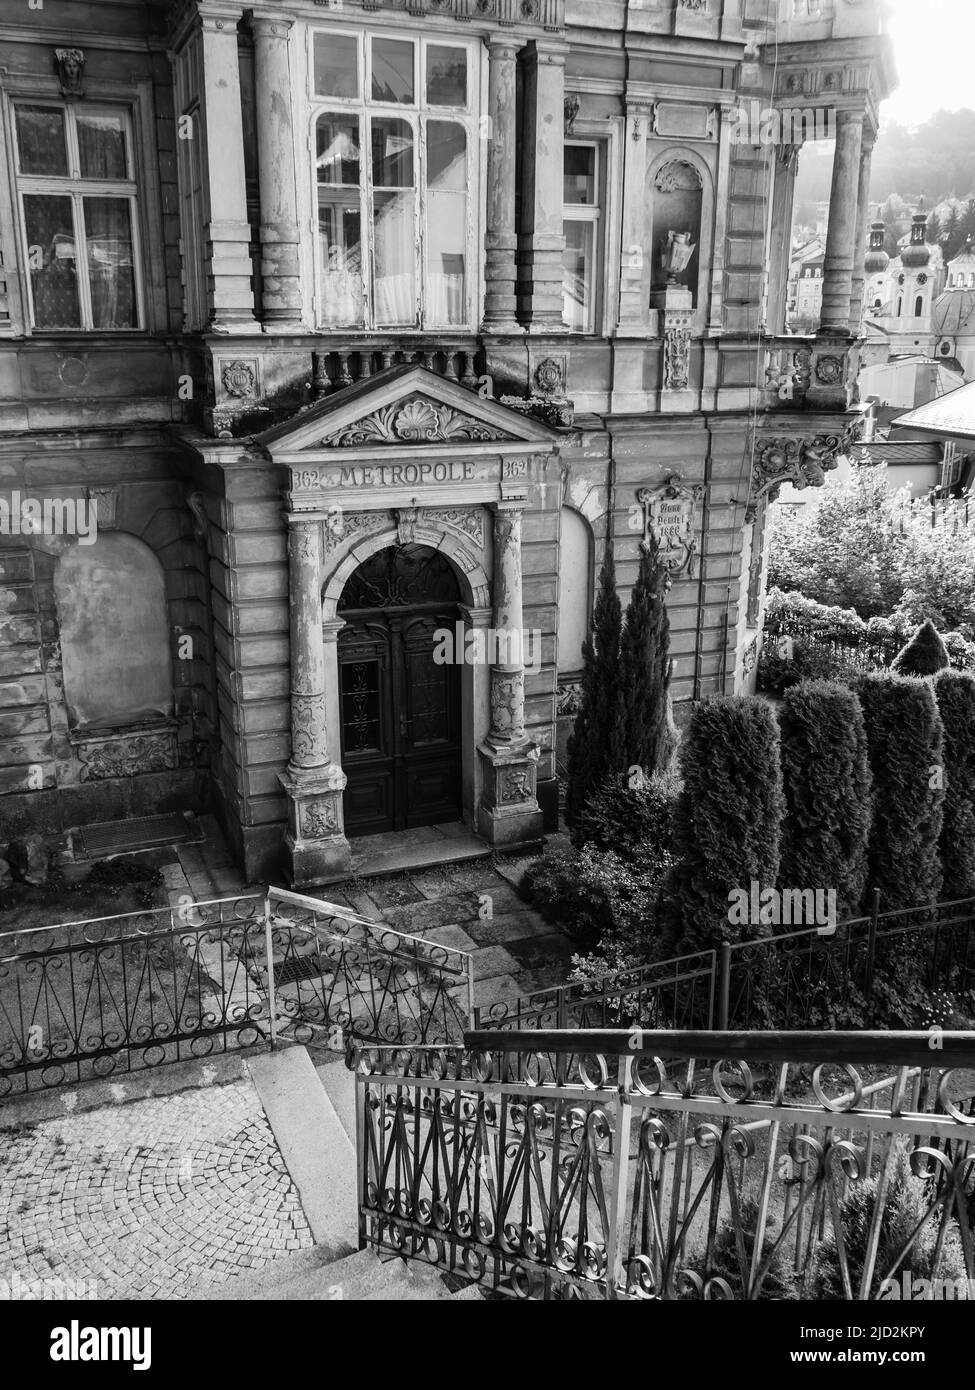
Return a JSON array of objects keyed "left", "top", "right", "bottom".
[
  {"left": 274, "top": 952, "right": 328, "bottom": 988},
  {"left": 72, "top": 812, "right": 203, "bottom": 860}
]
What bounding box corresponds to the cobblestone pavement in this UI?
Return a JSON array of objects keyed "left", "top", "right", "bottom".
[{"left": 0, "top": 1080, "right": 312, "bottom": 1300}]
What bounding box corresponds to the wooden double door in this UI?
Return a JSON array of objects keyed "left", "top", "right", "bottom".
[{"left": 336, "top": 545, "right": 463, "bottom": 837}]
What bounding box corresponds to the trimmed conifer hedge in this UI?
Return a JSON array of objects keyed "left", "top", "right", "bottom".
[
  {"left": 658, "top": 697, "right": 784, "bottom": 956},
  {"left": 933, "top": 668, "right": 975, "bottom": 900},
  {"left": 778, "top": 681, "right": 872, "bottom": 920},
  {"left": 856, "top": 673, "right": 945, "bottom": 911}
]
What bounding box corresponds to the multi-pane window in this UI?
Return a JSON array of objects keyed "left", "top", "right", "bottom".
[
  {"left": 312, "top": 30, "right": 477, "bottom": 330},
  {"left": 562, "top": 142, "right": 602, "bottom": 334},
  {"left": 13, "top": 103, "right": 141, "bottom": 331}
]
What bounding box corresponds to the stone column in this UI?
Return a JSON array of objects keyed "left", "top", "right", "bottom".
[
  {"left": 848, "top": 131, "right": 876, "bottom": 333},
  {"left": 820, "top": 110, "right": 865, "bottom": 335},
  {"left": 250, "top": 12, "right": 304, "bottom": 331},
  {"left": 482, "top": 39, "right": 520, "bottom": 332},
  {"left": 198, "top": 5, "right": 260, "bottom": 333},
  {"left": 764, "top": 144, "right": 801, "bottom": 336},
  {"left": 477, "top": 501, "right": 543, "bottom": 850},
  {"left": 517, "top": 40, "right": 569, "bottom": 331},
  {"left": 280, "top": 518, "right": 351, "bottom": 885}
]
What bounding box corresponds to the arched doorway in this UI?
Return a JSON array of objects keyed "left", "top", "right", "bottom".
[{"left": 337, "top": 543, "right": 464, "bottom": 836}]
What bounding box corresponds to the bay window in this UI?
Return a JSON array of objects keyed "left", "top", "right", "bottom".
[
  {"left": 312, "top": 30, "right": 477, "bottom": 330},
  {"left": 13, "top": 103, "right": 141, "bottom": 331}
]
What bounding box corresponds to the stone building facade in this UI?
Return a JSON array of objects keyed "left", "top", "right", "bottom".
[{"left": 0, "top": 0, "right": 893, "bottom": 884}]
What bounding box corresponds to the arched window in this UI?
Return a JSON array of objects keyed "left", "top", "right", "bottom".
[
  {"left": 557, "top": 508, "right": 593, "bottom": 676},
  {"left": 650, "top": 160, "right": 703, "bottom": 307},
  {"left": 54, "top": 533, "right": 173, "bottom": 730},
  {"left": 896, "top": 296, "right": 903, "bottom": 316},
  {"left": 915, "top": 295, "right": 924, "bottom": 318}
]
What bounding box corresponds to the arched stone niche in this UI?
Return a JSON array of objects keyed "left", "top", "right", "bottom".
[
  {"left": 647, "top": 150, "right": 713, "bottom": 315},
  {"left": 54, "top": 533, "right": 174, "bottom": 731}
]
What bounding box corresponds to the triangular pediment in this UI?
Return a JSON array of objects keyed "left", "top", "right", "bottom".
[{"left": 257, "top": 364, "right": 560, "bottom": 460}]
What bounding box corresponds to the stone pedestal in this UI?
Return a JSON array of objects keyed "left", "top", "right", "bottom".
[
  {"left": 280, "top": 765, "right": 351, "bottom": 886},
  {"left": 652, "top": 283, "right": 694, "bottom": 409},
  {"left": 477, "top": 743, "right": 543, "bottom": 850}
]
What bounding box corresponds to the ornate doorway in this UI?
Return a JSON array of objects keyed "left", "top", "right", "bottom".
[{"left": 336, "top": 544, "right": 463, "bottom": 836}]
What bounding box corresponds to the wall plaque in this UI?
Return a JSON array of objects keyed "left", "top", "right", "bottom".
[{"left": 637, "top": 473, "right": 705, "bottom": 580}]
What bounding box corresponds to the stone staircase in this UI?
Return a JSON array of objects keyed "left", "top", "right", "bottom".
[{"left": 217, "top": 1043, "right": 487, "bottom": 1302}]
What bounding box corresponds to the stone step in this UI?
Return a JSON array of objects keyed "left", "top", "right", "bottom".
[{"left": 246, "top": 1046, "right": 357, "bottom": 1260}]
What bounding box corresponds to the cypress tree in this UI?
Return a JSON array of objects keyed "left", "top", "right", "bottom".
[
  {"left": 619, "top": 535, "right": 672, "bottom": 778},
  {"left": 857, "top": 673, "right": 945, "bottom": 910},
  {"left": 891, "top": 619, "right": 950, "bottom": 677},
  {"left": 778, "top": 681, "right": 872, "bottom": 920},
  {"left": 933, "top": 669, "right": 975, "bottom": 900},
  {"left": 658, "top": 697, "right": 785, "bottom": 956},
  {"left": 565, "top": 542, "right": 625, "bottom": 826}
]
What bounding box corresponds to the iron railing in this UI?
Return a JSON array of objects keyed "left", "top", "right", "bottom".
[
  {"left": 0, "top": 886, "right": 473, "bottom": 1098},
  {"left": 266, "top": 887, "right": 473, "bottom": 1050},
  {"left": 721, "top": 893, "right": 975, "bottom": 1031},
  {"left": 354, "top": 1028, "right": 975, "bottom": 1301},
  {"left": 472, "top": 951, "right": 717, "bottom": 1033}
]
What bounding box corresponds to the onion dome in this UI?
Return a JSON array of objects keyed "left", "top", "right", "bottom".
[
  {"left": 900, "top": 208, "right": 931, "bottom": 269},
  {"left": 864, "top": 219, "right": 889, "bottom": 274}
]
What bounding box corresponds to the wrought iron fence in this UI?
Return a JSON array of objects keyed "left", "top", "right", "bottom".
[
  {"left": 0, "top": 886, "right": 473, "bottom": 1098},
  {"left": 0, "top": 894, "right": 269, "bottom": 1098},
  {"left": 472, "top": 951, "right": 716, "bottom": 1033},
  {"left": 266, "top": 887, "right": 473, "bottom": 1049},
  {"left": 721, "top": 894, "right": 975, "bottom": 1031},
  {"left": 354, "top": 1029, "right": 975, "bottom": 1301}
]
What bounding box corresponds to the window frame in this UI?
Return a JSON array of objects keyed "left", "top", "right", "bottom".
[
  {"left": 562, "top": 138, "right": 604, "bottom": 336},
  {"left": 307, "top": 25, "right": 481, "bottom": 333},
  {"left": 10, "top": 98, "right": 146, "bottom": 334}
]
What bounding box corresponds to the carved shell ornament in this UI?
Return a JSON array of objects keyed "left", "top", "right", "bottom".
[{"left": 324, "top": 396, "right": 508, "bottom": 447}]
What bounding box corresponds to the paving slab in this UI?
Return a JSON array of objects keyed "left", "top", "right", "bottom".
[
  {"left": 382, "top": 893, "right": 479, "bottom": 933},
  {"left": 420, "top": 924, "right": 478, "bottom": 953},
  {"left": 464, "top": 910, "right": 554, "bottom": 947}
]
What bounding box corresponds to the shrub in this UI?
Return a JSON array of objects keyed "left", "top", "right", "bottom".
[
  {"left": 566, "top": 544, "right": 625, "bottom": 826},
  {"left": 857, "top": 673, "right": 945, "bottom": 911},
  {"left": 573, "top": 768, "right": 680, "bottom": 860},
  {"left": 657, "top": 697, "right": 785, "bottom": 956},
  {"left": 758, "top": 636, "right": 861, "bottom": 695},
  {"left": 933, "top": 669, "right": 975, "bottom": 899},
  {"left": 810, "top": 1145, "right": 970, "bottom": 1299},
  {"left": 523, "top": 841, "right": 671, "bottom": 958},
  {"left": 891, "top": 619, "right": 951, "bottom": 676},
  {"left": 684, "top": 1195, "right": 799, "bottom": 1301},
  {"left": 777, "top": 682, "right": 872, "bottom": 920}
]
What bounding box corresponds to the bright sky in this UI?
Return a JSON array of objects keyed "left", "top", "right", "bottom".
[{"left": 882, "top": 0, "right": 975, "bottom": 126}]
